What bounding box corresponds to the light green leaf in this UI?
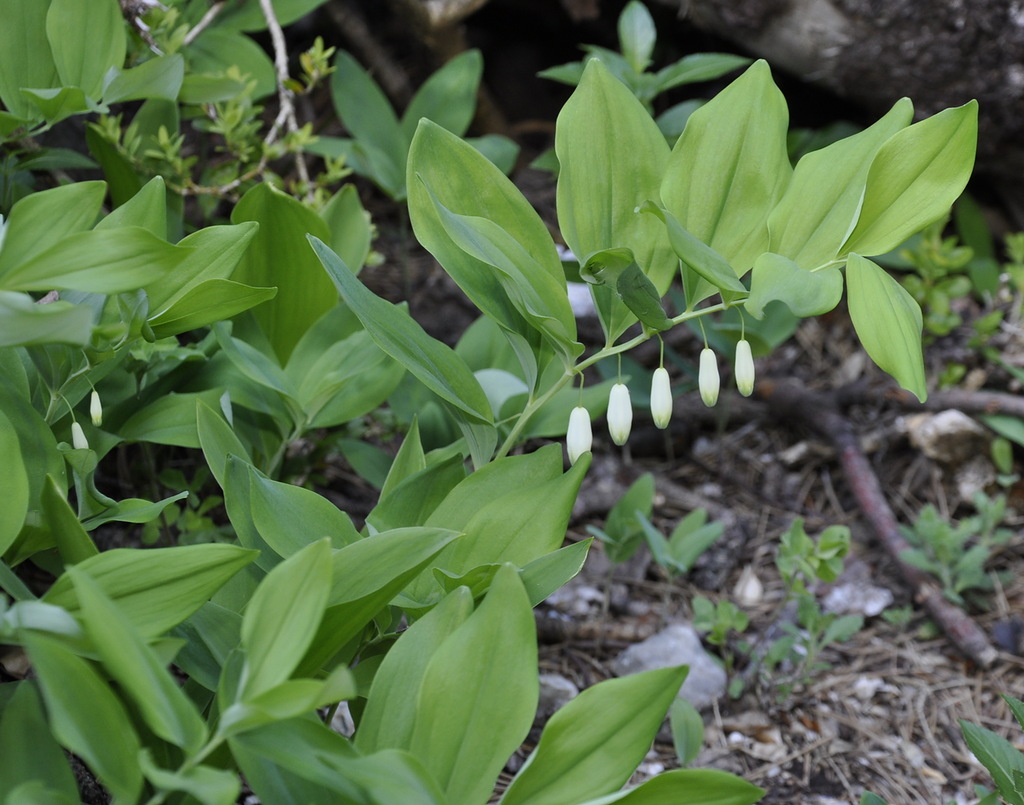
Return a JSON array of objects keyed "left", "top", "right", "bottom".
[
  {"left": 618, "top": 1, "right": 656, "bottom": 73},
  {"left": 0, "top": 682, "right": 78, "bottom": 802},
  {"left": 745, "top": 252, "right": 843, "bottom": 319},
  {"left": 407, "top": 119, "right": 556, "bottom": 386},
  {"left": 185, "top": 27, "right": 276, "bottom": 99},
  {"left": 220, "top": 668, "right": 355, "bottom": 736},
  {"left": 356, "top": 587, "right": 474, "bottom": 754},
  {"left": 311, "top": 236, "right": 492, "bottom": 424},
  {"left": 22, "top": 633, "right": 143, "bottom": 803},
  {"left": 46, "top": 0, "right": 125, "bottom": 99},
  {"left": 43, "top": 543, "right": 257, "bottom": 637},
  {"left": 0, "top": 291, "right": 93, "bottom": 347},
  {"left": 669, "top": 698, "right": 704, "bottom": 766},
  {"left": 0, "top": 181, "right": 105, "bottom": 274},
  {"left": 19, "top": 86, "right": 99, "bottom": 124},
  {"left": 410, "top": 565, "right": 537, "bottom": 805},
  {"left": 401, "top": 49, "right": 483, "bottom": 142},
  {"left": 575, "top": 769, "right": 764, "bottom": 805},
  {"left": 842, "top": 101, "right": 978, "bottom": 257},
  {"left": 70, "top": 568, "right": 208, "bottom": 753},
  {"left": 653, "top": 53, "right": 751, "bottom": 92},
  {"left": 120, "top": 389, "right": 224, "bottom": 447},
  {"left": 0, "top": 227, "right": 187, "bottom": 293},
  {"left": 79, "top": 492, "right": 189, "bottom": 530},
  {"left": 320, "top": 184, "right": 372, "bottom": 271},
  {"left": 231, "top": 183, "right": 336, "bottom": 362},
  {"left": 555, "top": 58, "right": 673, "bottom": 341},
  {"left": 519, "top": 538, "right": 592, "bottom": 606},
  {"left": 103, "top": 53, "right": 184, "bottom": 104},
  {"left": 499, "top": 666, "right": 688, "bottom": 805},
  {"left": 662, "top": 59, "right": 791, "bottom": 275},
  {"left": 95, "top": 175, "right": 167, "bottom": 237},
  {"left": 138, "top": 751, "right": 240, "bottom": 805},
  {"left": 41, "top": 474, "right": 97, "bottom": 565},
  {"left": 0, "top": 407, "right": 29, "bottom": 557},
  {"left": 846, "top": 253, "right": 926, "bottom": 401},
  {"left": 422, "top": 184, "right": 579, "bottom": 359},
  {"left": 248, "top": 465, "right": 360, "bottom": 556},
  {"left": 149, "top": 279, "right": 277, "bottom": 338},
  {"left": 379, "top": 418, "right": 426, "bottom": 500},
  {"left": 178, "top": 73, "right": 249, "bottom": 104},
  {"left": 240, "top": 538, "right": 333, "bottom": 697},
  {"left": 0, "top": 0, "right": 58, "bottom": 119},
  {"left": 331, "top": 49, "right": 405, "bottom": 197},
  {"left": 961, "top": 720, "right": 1024, "bottom": 805},
  {"left": 146, "top": 221, "right": 259, "bottom": 314},
  {"left": 768, "top": 98, "right": 913, "bottom": 269}
]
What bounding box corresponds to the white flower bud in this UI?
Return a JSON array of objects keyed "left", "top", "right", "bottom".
[
  {"left": 567, "top": 406, "right": 592, "bottom": 465},
  {"left": 71, "top": 421, "right": 89, "bottom": 450},
  {"left": 90, "top": 390, "right": 103, "bottom": 426},
  {"left": 650, "top": 367, "right": 672, "bottom": 429},
  {"left": 735, "top": 339, "right": 755, "bottom": 397},
  {"left": 607, "top": 383, "right": 632, "bottom": 446},
  {"left": 699, "top": 348, "right": 720, "bottom": 407},
  {"left": 733, "top": 565, "right": 764, "bottom": 607}
]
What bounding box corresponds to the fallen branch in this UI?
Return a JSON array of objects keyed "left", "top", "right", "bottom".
[
  {"left": 838, "top": 381, "right": 1024, "bottom": 420},
  {"left": 758, "top": 378, "right": 998, "bottom": 668}
]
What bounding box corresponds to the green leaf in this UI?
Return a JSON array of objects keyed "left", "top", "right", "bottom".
[
  {"left": 146, "top": 222, "right": 260, "bottom": 315},
  {"left": 43, "top": 543, "right": 257, "bottom": 637},
  {"left": 20, "top": 86, "right": 99, "bottom": 124},
  {"left": 320, "top": 184, "right": 373, "bottom": 271},
  {"left": 248, "top": 465, "right": 360, "bottom": 556},
  {"left": 0, "top": 0, "right": 58, "bottom": 119},
  {"left": 961, "top": 720, "right": 1024, "bottom": 805},
  {"left": 231, "top": 183, "right": 336, "bottom": 362},
  {"left": 70, "top": 567, "right": 208, "bottom": 753},
  {"left": 669, "top": 698, "right": 704, "bottom": 766},
  {"left": 240, "top": 538, "right": 333, "bottom": 698},
  {"left": 196, "top": 399, "right": 251, "bottom": 490},
  {"left": 331, "top": 49, "right": 405, "bottom": 198},
  {"left": 0, "top": 682, "right": 78, "bottom": 801},
  {"left": 745, "top": 252, "right": 843, "bottom": 319},
  {"left": 768, "top": 98, "right": 913, "bottom": 269},
  {"left": 421, "top": 183, "right": 579, "bottom": 359},
  {"left": 368, "top": 454, "right": 467, "bottom": 533},
  {"left": 185, "top": 27, "right": 276, "bottom": 99},
  {"left": 46, "top": 0, "right": 125, "bottom": 99},
  {"left": 79, "top": 491, "right": 189, "bottom": 530},
  {"left": 653, "top": 53, "right": 752, "bottom": 92},
  {"left": 0, "top": 407, "right": 29, "bottom": 557},
  {"left": 575, "top": 768, "right": 764, "bottom": 805},
  {"left": 401, "top": 49, "right": 483, "bottom": 142},
  {"left": 379, "top": 418, "right": 426, "bottom": 500},
  {"left": 0, "top": 291, "right": 94, "bottom": 347},
  {"left": 103, "top": 54, "right": 184, "bottom": 104},
  {"left": 519, "top": 538, "right": 592, "bottom": 605},
  {"left": 304, "top": 526, "right": 461, "bottom": 657},
  {"left": 843, "top": 101, "right": 978, "bottom": 257},
  {"left": 22, "top": 633, "right": 143, "bottom": 803},
  {"left": 499, "top": 665, "right": 689, "bottom": 805},
  {"left": 213, "top": 321, "right": 298, "bottom": 402},
  {"left": 214, "top": 0, "right": 333, "bottom": 32},
  {"left": 178, "top": 73, "right": 249, "bottom": 104},
  {"left": 311, "top": 235, "right": 493, "bottom": 425},
  {"left": 220, "top": 668, "right": 355, "bottom": 736},
  {"left": 0, "top": 227, "right": 187, "bottom": 294},
  {"left": 119, "top": 389, "right": 224, "bottom": 448},
  {"left": 138, "top": 751, "right": 240, "bottom": 805},
  {"left": 662, "top": 60, "right": 791, "bottom": 275},
  {"left": 149, "top": 279, "right": 277, "bottom": 338},
  {"left": 356, "top": 587, "right": 474, "bottom": 753},
  {"left": 618, "top": 1, "right": 656, "bottom": 73},
  {"left": 407, "top": 119, "right": 557, "bottom": 388},
  {"left": 41, "top": 474, "right": 97, "bottom": 565},
  {"left": 96, "top": 175, "right": 167, "bottom": 237},
  {"left": 846, "top": 254, "right": 926, "bottom": 401},
  {"left": 410, "top": 565, "right": 538, "bottom": 805},
  {"left": 555, "top": 58, "right": 674, "bottom": 341},
  {"left": 0, "top": 181, "right": 105, "bottom": 274}
]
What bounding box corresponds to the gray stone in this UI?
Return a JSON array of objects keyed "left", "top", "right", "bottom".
[
  {"left": 611, "top": 623, "right": 727, "bottom": 711},
  {"left": 537, "top": 673, "right": 579, "bottom": 719}
]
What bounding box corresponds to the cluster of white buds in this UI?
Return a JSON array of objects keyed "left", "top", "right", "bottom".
[{"left": 565, "top": 340, "right": 756, "bottom": 462}]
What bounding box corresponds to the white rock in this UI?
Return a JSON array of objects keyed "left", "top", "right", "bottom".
[
  {"left": 906, "top": 410, "right": 990, "bottom": 464},
  {"left": 538, "top": 673, "right": 579, "bottom": 719},
  {"left": 611, "top": 623, "right": 727, "bottom": 711}
]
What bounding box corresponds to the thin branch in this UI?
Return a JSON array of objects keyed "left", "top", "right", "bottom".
[
  {"left": 839, "top": 382, "right": 1024, "bottom": 420},
  {"left": 258, "top": 0, "right": 311, "bottom": 195},
  {"left": 759, "top": 378, "right": 999, "bottom": 668},
  {"left": 182, "top": 1, "right": 226, "bottom": 47}
]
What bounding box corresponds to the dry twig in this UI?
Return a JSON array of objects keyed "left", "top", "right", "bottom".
[{"left": 758, "top": 378, "right": 998, "bottom": 668}]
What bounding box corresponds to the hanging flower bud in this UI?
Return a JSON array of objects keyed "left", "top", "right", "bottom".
[
  {"left": 650, "top": 367, "right": 672, "bottom": 429},
  {"left": 699, "top": 348, "right": 720, "bottom": 407},
  {"left": 90, "top": 390, "right": 103, "bottom": 426},
  {"left": 607, "top": 383, "right": 632, "bottom": 446},
  {"left": 71, "top": 421, "right": 89, "bottom": 451},
  {"left": 735, "top": 339, "right": 755, "bottom": 397},
  {"left": 567, "top": 406, "right": 593, "bottom": 465}
]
